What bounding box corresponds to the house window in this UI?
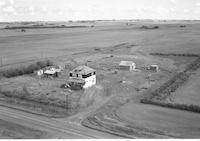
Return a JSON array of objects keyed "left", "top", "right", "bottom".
[
  {"left": 93, "top": 71, "right": 96, "bottom": 75},
  {"left": 82, "top": 74, "right": 87, "bottom": 78},
  {"left": 69, "top": 73, "right": 73, "bottom": 77},
  {"left": 82, "top": 73, "right": 92, "bottom": 78}
]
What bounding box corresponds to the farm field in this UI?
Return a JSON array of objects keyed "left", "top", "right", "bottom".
[
  {"left": 171, "top": 68, "right": 200, "bottom": 106},
  {"left": 1, "top": 20, "right": 200, "bottom": 138},
  {"left": 116, "top": 103, "right": 200, "bottom": 138},
  {"left": 1, "top": 21, "right": 200, "bottom": 68}
]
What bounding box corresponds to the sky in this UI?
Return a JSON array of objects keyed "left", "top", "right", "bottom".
[{"left": 0, "top": 0, "right": 200, "bottom": 22}]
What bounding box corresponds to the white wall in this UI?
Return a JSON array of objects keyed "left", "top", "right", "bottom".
[{"left": 83, "top": 75, "right": 96, "bottom": 89}]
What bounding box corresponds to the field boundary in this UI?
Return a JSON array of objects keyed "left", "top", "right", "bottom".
[{"left": 150, "top": 53, "right": 200, "bottom": 57}]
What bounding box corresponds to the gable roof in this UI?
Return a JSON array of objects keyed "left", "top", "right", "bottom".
[
  {"left": 119, "top": 61, "right": 135, "bottom": 66},
  {"left": 70, "top": 65, "right": 95, "bottom": 75}
]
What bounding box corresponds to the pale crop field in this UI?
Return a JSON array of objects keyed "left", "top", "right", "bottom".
[{"left": 1, "top": 21, "right": 200, "bottom": 68}]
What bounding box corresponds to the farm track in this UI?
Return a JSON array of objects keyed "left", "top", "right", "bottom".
[{"left": 81, "top": 95, "right": 177, "bottom": 138}]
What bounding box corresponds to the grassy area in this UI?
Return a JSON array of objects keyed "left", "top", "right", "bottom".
[
  {"left": 0, "top": 74, "right": 112, "bottom": 117},
  {"left": 116, "top": 103, "right": 200, "bottom": 138},
  {"left": 0, "top": 119, "right": 46, "bottom": 139},
  {"left": 171, "top": 69, "right": 200, "bottom": 106},
  {"left": 141, "top": 56, "right": 200, "bottom": 113}
]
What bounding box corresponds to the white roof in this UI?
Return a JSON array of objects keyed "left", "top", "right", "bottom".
[
  {"left": 119, "top": 61, "right": 135, "bottom": 66},
  {"left": 150, "top": 64, "right": 159, "bottom": 67},
  {"left": 44, "top": 67, "right": 61, "bottom": 74},
  {"left": 44, "top": 70, "right": 56, "bottom": 74}
]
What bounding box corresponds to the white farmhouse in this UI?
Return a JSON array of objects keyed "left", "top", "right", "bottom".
[
  {"left": 119, "top": 61, "right": 136, "bottom": 71},
  {"left": 67, "top": 66, "right": 96, "bottom": 89}
]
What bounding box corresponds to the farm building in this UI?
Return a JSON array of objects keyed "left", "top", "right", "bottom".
[
  {"left": 67, "top": 65, "right": 96, "bottom": 89},
  {"left": 43, "top": 66, "right": 61, "bottom": 77},
  {"left": 119, "top": 61, "right": 136, "bottom": 71},
  {"left": 35, "top": 69, "right": 44, "bottom": 76},
  {"left": 147, "top": 65, "right": 159, "bottom": 72}
]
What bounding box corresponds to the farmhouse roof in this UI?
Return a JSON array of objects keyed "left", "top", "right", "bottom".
[
  {"left": 70, "top": 65, "right": 95, "bottom": 75},
  {"left": 119, "top": 61, "right": 135, "bottom": 66}
]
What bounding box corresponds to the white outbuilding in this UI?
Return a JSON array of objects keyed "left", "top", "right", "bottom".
[
  {"left": 119, "top": 61, "right": 136, "bottom": 71},
  {"left": 67, "top": 65, "right": 96, "bottom": 89},
  {"left": 43, "top": 66, "right": 61, "bottom": 77}
]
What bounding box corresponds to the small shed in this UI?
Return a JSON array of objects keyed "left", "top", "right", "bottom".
[
  {"left": 44, "top": 66, "right": 61, "bottom": 77},
  {"left": 147, "top": 65, "right": 159, "bottom": 72},
  {"left": 119, "top": 61, "right": 136, "bottom": 71},
  {"left": 35, "top": 69, "right": 44, "bottom": 76}
]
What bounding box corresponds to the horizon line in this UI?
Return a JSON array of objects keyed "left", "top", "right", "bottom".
[{"left": 1, "top": 19, "right": 200, "bottom": 23}]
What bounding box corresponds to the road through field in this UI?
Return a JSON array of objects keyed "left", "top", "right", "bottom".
[{"left": 0, "top": 106, "right": 119, "bottom": 139}]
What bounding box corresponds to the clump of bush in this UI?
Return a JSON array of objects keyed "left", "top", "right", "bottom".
[
  {"left": 184, "top": 57, "right": 200, "bottom": 72},
  {"left": 153, "top": 26, "right": 159, "bottom": 29},
  {"left": 140, "top": 25, "right": 159, "bottom": 29},
  {"left": 180, "top": 25, "right": 186, "bottom": 28},
  {"left": 146, "top": 72, "right": 190, "bottom": 101},
  {"left": 150, "top": 52, "right": 199, "bottom": 57},
  {"left": 2, "top": 60, "right": 54, "bottom": 78},
  {"left": 141, "top": 99, "right": 200, "bottom": 114},
  {"left": 94, "top": 48, "right": 101, "bottom": 51}
]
